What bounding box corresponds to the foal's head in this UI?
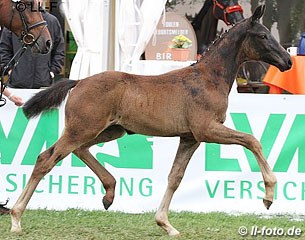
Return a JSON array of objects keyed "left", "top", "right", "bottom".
[{"left": 241, "top": 5, "right": 292, "bottom": 72}]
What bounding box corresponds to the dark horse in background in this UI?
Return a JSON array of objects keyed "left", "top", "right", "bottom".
[
  {"left": 191, "top": 0, "right": 244, "bottom": 55},
  {"left": 11, "top": 5, "right": 292, "bottom": 236}
]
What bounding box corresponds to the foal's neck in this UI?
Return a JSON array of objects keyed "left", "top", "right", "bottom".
[{"left": 198, "top": 25, "right": 246, "bottom": 91}]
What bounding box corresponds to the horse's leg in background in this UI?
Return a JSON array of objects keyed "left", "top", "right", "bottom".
[
  {"left": 155, "top": 136, "right": 199, "bottom": 236},
  {"left": 73, "top": 125, "right": 126, "bottom": 210},
  {"left": 10, "top": 124, "right": 107, "bottom": 233},
  {"left": 194, "top": 121, "right": 277, "bottom": 209}
]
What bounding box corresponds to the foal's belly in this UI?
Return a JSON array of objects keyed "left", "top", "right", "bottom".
[{"left": 117, "top": 112, "right": 190, "bottom": 137}]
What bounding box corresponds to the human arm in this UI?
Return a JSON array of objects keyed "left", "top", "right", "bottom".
[{"left": 3, "top": 88, "right": 24, "bottom": 106}]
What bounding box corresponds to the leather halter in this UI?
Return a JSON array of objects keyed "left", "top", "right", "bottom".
[
  {"left": 212, "top": 0, "right": 243, "bottom": 25},
  {"left": 10, "top": 0, "right": 48, "bottom": 46}
]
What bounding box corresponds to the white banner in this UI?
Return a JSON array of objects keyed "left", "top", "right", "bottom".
[{"left": 1, "top": 89, "right": 305, "bottom": 214}]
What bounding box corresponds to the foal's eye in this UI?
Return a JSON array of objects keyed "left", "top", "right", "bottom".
[{"left": 259, "top": 34, "right": 267, "bottom": 39}]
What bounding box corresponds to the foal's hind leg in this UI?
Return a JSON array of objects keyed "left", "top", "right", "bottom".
[
  {"left": 155, "top": 136, "right": 199, "bottom": 236},
  {"left": 10, "top": 137, "right": 73, "bottom": 232},
  {"left": 73, "top": 125, "right": 126, "bottom": 210},
  {"left": 10, "top": 127, "right": 102, "bottom": 233},
  {"left": 194, "top": 121, "right": 277, "bottom": 209}
]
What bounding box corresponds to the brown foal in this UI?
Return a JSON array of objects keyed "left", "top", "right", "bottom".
[{"left": 13, "top": 5, "right": 292, "bottom": 236}]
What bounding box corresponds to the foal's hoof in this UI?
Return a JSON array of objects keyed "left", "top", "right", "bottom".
[
  {"left": 102, "top": 197, "right": 112, "bottom": 210},
  {"left": 263, "top": 199, "right": 273, "bottom": 210},
  {"left": 10, "top": 226, "right": 22, "bottom": 234},
  {"left": 168, "top": 229, "right": 180, "bottom": 237}
]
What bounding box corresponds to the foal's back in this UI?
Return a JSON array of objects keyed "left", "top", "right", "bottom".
[{"left": 68, "top": 65, "right": 228, "bottom": 137}]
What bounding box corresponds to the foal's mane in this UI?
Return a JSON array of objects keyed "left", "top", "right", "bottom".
[{"left": 192, "top": 18, "right": 248, "bottom": 66}]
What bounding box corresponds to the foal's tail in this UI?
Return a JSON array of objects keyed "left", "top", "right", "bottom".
[{"left": 23, "top": 79, "right": 79, "bottom": 119}]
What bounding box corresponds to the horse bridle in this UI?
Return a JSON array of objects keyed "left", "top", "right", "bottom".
[
  {"left": 0, "top": 0, "right": 48, "bottom": 107},
  {"left": 212, "top": 0, "right": 243, "bottom": 25},
  {"left": 11, "top": 0, "right": 48, "bottom": 46}
]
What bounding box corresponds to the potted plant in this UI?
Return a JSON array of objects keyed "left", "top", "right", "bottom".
[{"left": 169, "top": 35, "right": 192, "bottom": 61}]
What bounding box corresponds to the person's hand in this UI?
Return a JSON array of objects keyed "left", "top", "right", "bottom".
[
  {"left": 8, "top": 94, "right": 24, "bottom": 106},
  {"left": 50, "top": 71, "right": 55, "bottom": 79}
]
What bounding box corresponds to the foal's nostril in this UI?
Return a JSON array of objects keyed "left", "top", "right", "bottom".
[
  {"left": 287, "top": 59, "right": 293, "bottom": 68},
  {"left": 46, "top": 40, "right": 52, "bottom": 51}
]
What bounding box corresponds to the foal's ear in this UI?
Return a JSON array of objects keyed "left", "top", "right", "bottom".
[{"left": 251, "top": 5, "right": 266, "bottom": 23}]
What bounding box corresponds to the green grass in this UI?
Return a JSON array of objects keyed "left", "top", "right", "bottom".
[{"left": 0, "top": 210, "right": 304, "bottom": 240}]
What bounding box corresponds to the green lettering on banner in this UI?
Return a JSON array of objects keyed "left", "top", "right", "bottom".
[
  {"left": 139, "top": 178, "right": 152, "bottom": 196},
  {"left": 120, "top": 178, "right": 134, "bottom": 196},
  {"left": 22, "top": 111, "right": 59, "bottom": 165},
  {"left": 68, "top": 176, "right": 79, "bottom": 194},
  {"left": 240, "top": 181, "right": 252, "bottom": 199},
  {"left": 97, "top": 135, "right": 153, "bottom": 169},
  {"left": 283, "top": 182, "right": 296, "bottom": 200},
  {"left": 256, "top": 181, "right": 265, "bottom": 200},
  {"left": 273, "top": 115, "right": 305, "bottom": 172},
  {"left": 205, "top": 180, "right": 220, "bottom": 198},
  {"left": 72, "top": 134, "right": 153, "bottom": 169},
  {"left": 224, "top": 180, "right": 235, "bottom": 199},
  {"left": 84, "top": 176, "right": 96, "bottom": 195},
  {"left": 301, "top": 182, "right": 305, "bottom": 200},
  {"left": 0, "top": 109, "right": 28, "bottom": 165},
  {"left": 35, "top": 187, "right": 44, "bottom": 193},
  {"left": 205, "top": 143, "right": 241, "bottom": 171},
  {"left": 22, "top": 174, "right": 26, "bottom": 189},
  {"left": 49, "top": 175, "right": 63, "bottom": 194},
  {"left": 6, "top": 174, "right": 17, "bottom": 192},
  {"left": 231, "top": 113, "right": 285, "bottom": 172}
]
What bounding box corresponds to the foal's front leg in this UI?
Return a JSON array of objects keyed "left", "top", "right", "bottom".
[
  {"left": 155, "top": 136, "right": 199, "bottom": 236},
  {"left": 194, "top": 121, "right": 277, "bottom": 209}
]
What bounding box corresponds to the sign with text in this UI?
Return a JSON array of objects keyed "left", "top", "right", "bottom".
[
  {"left": 146, "top": 12, "right": 197, "bottom": 61},
  {"left": 1, "top": 90, "right": 305, "bottom": 214}
]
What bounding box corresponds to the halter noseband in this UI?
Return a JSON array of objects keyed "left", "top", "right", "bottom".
[{"left": 212, "top": 0, "right": 243, "bottom": 25}]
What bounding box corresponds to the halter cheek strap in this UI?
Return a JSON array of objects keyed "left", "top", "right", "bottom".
[
  {"left": 21, "top": 21, "right": 48, "bottom": 46},
  {"left": 18, "top": 8, "right": 48, "bottom": 46}
]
